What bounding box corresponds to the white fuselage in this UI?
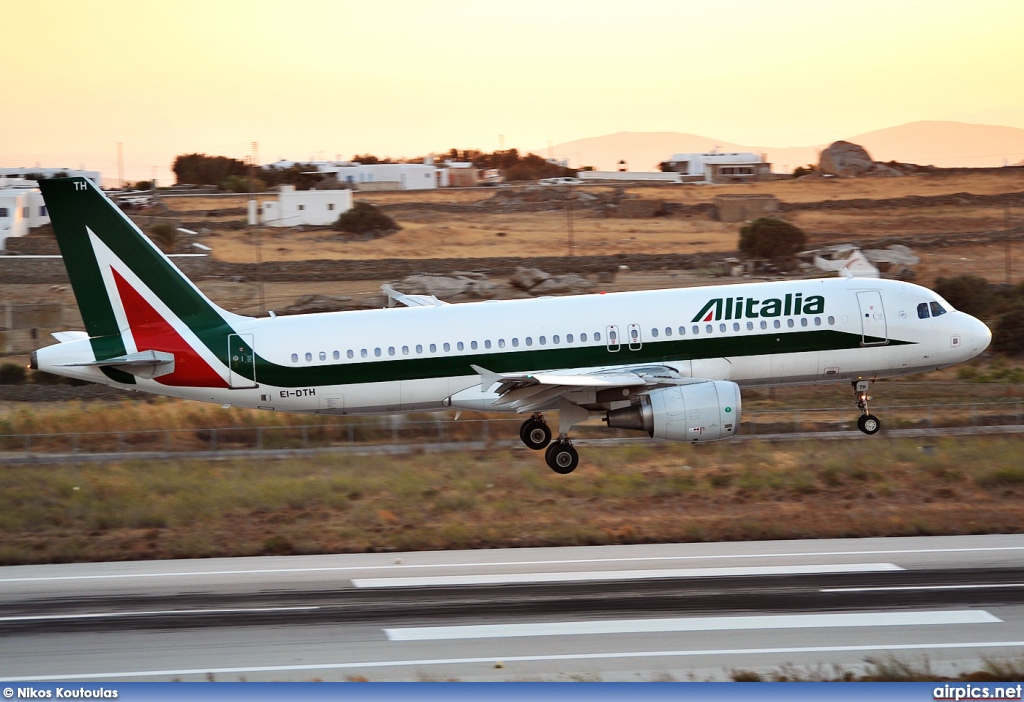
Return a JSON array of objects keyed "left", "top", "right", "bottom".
[{"left": 37, "top": 277, "right": 990, "bottom": 416}]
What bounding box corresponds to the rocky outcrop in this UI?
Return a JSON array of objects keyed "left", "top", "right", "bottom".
[{"left": 818, "top": 141, "right": 921, "bottom": 177}]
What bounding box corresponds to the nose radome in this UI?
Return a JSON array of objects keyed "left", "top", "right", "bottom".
[{"left": 973, "top": 316, "right": 992, "bottom": 353}]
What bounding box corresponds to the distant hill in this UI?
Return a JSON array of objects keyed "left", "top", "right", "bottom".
[{"left": 534, "top": 121, "right": 1024, "bottom": 172}]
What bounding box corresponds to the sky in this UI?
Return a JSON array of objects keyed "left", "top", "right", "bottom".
[{"left": 3, "top": 0, "right": 1023, "bottom": 185}]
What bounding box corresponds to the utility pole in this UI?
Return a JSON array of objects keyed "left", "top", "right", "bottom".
[{"left": 250, "top": 141, "right": 265, "bottom": 315}]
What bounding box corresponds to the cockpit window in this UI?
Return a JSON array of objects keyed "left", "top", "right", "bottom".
[
  {"left": 930, "top": 301, "right": 947, "bottom": 317},
  {"left": 917, "top": 302, "right": 930, "bottom": 319}
]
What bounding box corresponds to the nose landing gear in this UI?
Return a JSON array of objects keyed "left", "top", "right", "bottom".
[{"left": 853, "top": 380, "right": 881, "bottom": 435}]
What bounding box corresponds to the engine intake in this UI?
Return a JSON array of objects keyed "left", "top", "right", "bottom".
[{"left": 605, "top": 380, "right": 741, "bottom": 442}]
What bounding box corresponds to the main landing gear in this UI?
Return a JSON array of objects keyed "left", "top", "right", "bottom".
[
  {"left": 853, "top": 380, "right": 881, "bottom": 435},
  {"left": 519, "top": 413, "right": 580, "bottom": 474}
]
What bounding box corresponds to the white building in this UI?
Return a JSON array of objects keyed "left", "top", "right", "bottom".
[
  {"left": 664, "top": 152, "right": 771, "bottom": 183},
  {"left": 0, "top": 179, "right": 50, "bottom": 251},
  {"left": 259, "top": 186, "right": 353, "bottom": 228},
  {"left": 0, "top": 167, "right": 101, "bottom": 185},
  {"left": 318, "top": 163, "right": 438, "bottom": 191}
]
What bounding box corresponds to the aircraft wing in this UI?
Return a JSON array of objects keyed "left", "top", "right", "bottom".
[
  {"left": 470, "top": 363, "right": 695, "bottom": 413},
  {"left": 381, "top": 284, "right": 449, "bottom": 308}
]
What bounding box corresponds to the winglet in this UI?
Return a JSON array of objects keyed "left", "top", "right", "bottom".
[{"left": 470, "top": 364, "right": 501, "bottom": 387}]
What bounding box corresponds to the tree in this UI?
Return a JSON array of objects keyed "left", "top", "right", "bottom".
[
  {"left": 333, "top": 202, "right": 399, "bottom": 235},
  {"left": 149, "top": 223, "right": 178, "bottom": 252},
  {"left": 172, "top": 153, "right": 247, "bottom": 185},
  {"left": 793, "top": 164, "right": 818, "bottom": 178},
  {"left": 933, "top": 275, "right": 998, "bottom": 319},
  {"left": 738, "top": 218, "right": 808, "bottom": 262},
  {"left": 992, "top": 302, "right": 1024, "bottom": 356}
]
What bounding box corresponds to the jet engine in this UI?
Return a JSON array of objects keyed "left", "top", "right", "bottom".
[{"left": 604, "top": 380, "right": 741, "bottom": 442}]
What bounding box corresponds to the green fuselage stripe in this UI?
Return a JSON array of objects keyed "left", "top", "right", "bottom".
[{"left": 253, "top": 329, "right": 909, "bottom": 388}]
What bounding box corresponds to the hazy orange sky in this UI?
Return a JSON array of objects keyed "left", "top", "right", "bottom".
[{"left": 4, "top": 0, "right": 1023, "bottom": 184}]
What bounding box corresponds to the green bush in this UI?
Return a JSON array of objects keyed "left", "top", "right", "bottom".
[
  {"left": 0, "top": 363, "right": 27, "bottom": 385},
  {"left": 333, "top": 201, "right": 399, "bottom": 235},
  {"left": 738, "top": 218, "right": 807, "bottom": 262},
  {"left": 149, "top": 223, "right": 177, "bottom": 252},
  {"left": 934, "top": 275, "right": 997, "bottom": 318},
  {"left": 992, "top": 302, "right": 1024, "bottom": 356}
]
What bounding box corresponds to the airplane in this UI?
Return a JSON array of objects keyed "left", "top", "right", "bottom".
[{"left": 31, "top": 177, "right": 992, "bottom": 473}]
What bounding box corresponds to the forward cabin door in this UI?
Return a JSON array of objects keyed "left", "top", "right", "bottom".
[
  {"left": 228, "top": 334, "right": 258, "bottom": 388},
  {"left": 857, "top": 291, "right": 888, "bottom": 345}
]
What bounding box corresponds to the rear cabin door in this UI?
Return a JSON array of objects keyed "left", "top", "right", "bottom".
[
  {"left": 857, "top": 291, "right": 888, "bottom": 345},
  {"left": 228, "top": 334, "right": 258, "bottom": 388}
]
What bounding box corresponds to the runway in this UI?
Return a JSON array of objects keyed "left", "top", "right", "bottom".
[{"left": 2, "top": 534, "right": 1023, "bottom": 681}]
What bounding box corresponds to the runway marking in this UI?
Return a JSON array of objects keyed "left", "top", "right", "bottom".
[
  {"left": 0, "top": 606, "right": 319, "bottom": 622},
  {"left": 385, "top": 609, "right": 1001, "bottom": 641},
  {"left": 2, "top": 545, "right": 1022, "bottom": 584},
  {"left": 5, "top": 640, "right": 1023, "bottom": 681},
  {"left": 353, "top": 562, "right": 903, "bottom": 588},
  {"left": 822, "top": 583, "right": 1024, "bottom": 593}
]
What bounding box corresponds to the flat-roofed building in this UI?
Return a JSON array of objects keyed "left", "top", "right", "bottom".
[{"left": 665, "top": 152, "right": 771, "bottom": 183}]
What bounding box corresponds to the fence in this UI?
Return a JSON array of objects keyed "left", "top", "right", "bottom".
[{"left": 2, "top": 401, "right": 1023, "bottom": 457}]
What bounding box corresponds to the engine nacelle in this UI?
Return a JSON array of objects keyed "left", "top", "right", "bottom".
[{"left": 605, "top": 380, "right": 741, "bottom": 442}]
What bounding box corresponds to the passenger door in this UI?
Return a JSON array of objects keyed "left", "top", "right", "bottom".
[{"left": 857, "top": 291, "right": 888, "bottom": 345}]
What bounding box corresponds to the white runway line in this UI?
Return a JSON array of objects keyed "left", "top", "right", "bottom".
[
  {"left": 2, "top": 544, "right": 1022, "bottom": 583},
  {"left": 353, "top": 562, "right": 903, "bottom": 588},
  {"left": 822, "top": 583, "right": 1024, "bottom": 593},
  {"left": 385, "top": 609, "right": 1001, "bottom": 641},
  {"left": 0, "top": 606, "right": 319, "bottom": 622},
  {"left": 5, "top": 640, "right": 1023, "bottom": 682}
]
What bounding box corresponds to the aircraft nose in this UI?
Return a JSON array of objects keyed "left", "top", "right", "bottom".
[{"left": 972, "top": 316, "right": 992, "bottom": 353}]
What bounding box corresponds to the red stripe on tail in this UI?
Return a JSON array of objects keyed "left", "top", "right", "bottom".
[{"left": 112, "top": 269, "right": 229, "bottom": 388}]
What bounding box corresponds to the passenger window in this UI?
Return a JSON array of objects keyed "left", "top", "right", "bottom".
[
  {"left": 800, "top": 318, "right": 808, "bottom": 327},
  {"left": 457, "top": 342, "right": 464, "bottom": 351},
  {"left": 746, "top": 321, "right": 753, "bottom": 331},
  {"left": 374, "top": 348, "right": 382, "bottom": 357},
  {"left": 471, "top": 341, "right": 478, "bottom": 350},
  {"left": 305, "top": 352, "right": 312, "bottom": 362},
  {"left": 814, "top": 317, "right": 821, "bottom": 327},
  {"left": 552, "top": 335, "right": 559, "bottom": 344},
  {"left": 678, "top": 326, "right": 685, "bottom": 335},
  {"left": 291, "top": 353, "right": 298, "bottom": 363},
  {"left": 651, "top": 328, "right": 659, "bottom": 338},
  {"left": 567, "top": 334, "right": 574, "bottom": 343},
  {"left": 930, "top": 301, "right": 947, "bottom": 317},
  {"left": 580, "top": 333, "right": 587, "bottom": 342},
  {"left": 485, "top": 340, "right": 492, "bottom": 349},
  {"left": 917, "top": 302, "right": 930, "bottom": 319},
  {"left": 498, "top": 339, "right": 505, "bottom": 348},
  {"left": 594, "top": 332, "right": 601, "bottom": 342},
  {"left": 665, "top": 327, "right": 672, "bottom": 337},
  {"left": 774, "top": 320, "right": 781, "bottom": 329},
  {"left": 706, "top": 324, "right": 713, "bottom": 334},
  {"left": 430, "top": 343, "right": 437, "bottom": 353},
  {"left": 512, "top": 338, "right": 519, "bottom": 347},
  {"left": 733, "top": 322, "right": 740, "bottom": 331},
  {"left": 416, "top": 344, "right": 423, "bottom": 354},
  {"left": 760, "top": 320, "right": 767, "bottom": 330},
  {"left": 347, "top": 350, "right": 354, "bottom": 359},
  {"left": 333, "top": 350, "right": 340, "bottom": 360},
  {"left": 539, "top": 336, "right": 546, "bottom": 345},
  {"left": 525, "top": 337, "right": 532, "bottom": 346},
  {"left": 319, "top": 351, "right": 326, "bottom": 361},
  {"left": 361, "top": 349, "right": 368, "bottom": 358},
  {"left": 692, "top": 325, "right": 699, "bottom": 335},
  {"left": 443, "top": 342, "right": 450, "bottom": 352},
  {"left": 828, "top": 316, "right": 835, "bottom": 325},
  {"left": 787, "top": 319, "right": 795, "bottom": 328},
  {"left": 388, "top": 347, "right": 396, "bottom": 356},
  {"left": 719, "top": 323, "right": 726, "bottom": 332}
]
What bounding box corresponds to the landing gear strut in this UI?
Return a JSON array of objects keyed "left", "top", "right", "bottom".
[
  {"left": 519, "top": 414, "right": 551, "bottom": 450},
  {"left": 545, "top": 439, "right": 579, "bottom": 474},
  {"left": 853, "top": 380, "right": 881, "bottom": 435}
]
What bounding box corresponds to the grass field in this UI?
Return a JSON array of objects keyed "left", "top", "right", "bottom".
[{"left": 1, "top": 434, "right": 1022, "bottom": 565}]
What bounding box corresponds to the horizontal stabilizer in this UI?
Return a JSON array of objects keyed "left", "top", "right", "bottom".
[
  {"left": 51, "top": 331, "right": 90, "bottom": 343},
  {"left": 63, "top": 350, "right": 176, "bottom": 379}
]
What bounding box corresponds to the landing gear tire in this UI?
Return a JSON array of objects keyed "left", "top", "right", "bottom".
[
  {"left": 520, "top": 419, "right": 552, "bottom": 450},
  {"left": 545, "top": 441, "right": 579, "bottom": 474},
  {"left": 858, "top": 414, "right": 881, "bottom": 435}
]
